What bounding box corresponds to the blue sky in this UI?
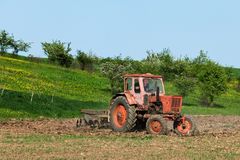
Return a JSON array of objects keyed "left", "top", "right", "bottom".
[{"left": 1, "top": 0, "right": 239, "bottom": 68}]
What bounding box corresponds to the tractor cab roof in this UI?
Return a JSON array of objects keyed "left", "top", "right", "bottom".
[{"left": 124, "top": 73, "right": 162, "bottom": 79}]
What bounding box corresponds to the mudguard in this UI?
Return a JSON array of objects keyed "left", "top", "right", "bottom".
[{"left": 110, "top": 92, "right": 137, "bottom": 106}]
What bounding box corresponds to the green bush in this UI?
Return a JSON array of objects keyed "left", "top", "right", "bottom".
[
  {"left": 197, "top": 61, "right": 228, "bottom": 106},
  {"left": 237, "top": 76, "right": 240, "bottom": 91},
  {"left": 41, "top": 40, "right": 73, "bottom": 68},
  {"left": 76, "top": 50, "right": 97, "bottom": 71}
]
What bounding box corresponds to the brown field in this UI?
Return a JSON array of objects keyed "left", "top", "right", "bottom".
[{"left": 0, "top": 115, "right": 239, "bottom": 160}]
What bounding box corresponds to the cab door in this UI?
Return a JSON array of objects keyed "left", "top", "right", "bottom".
[{"left": 133, "top": 78, "right": 143, "bottom": 105}]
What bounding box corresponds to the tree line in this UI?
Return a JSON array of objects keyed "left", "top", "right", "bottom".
[{"left": 1, "top": 30, "right": 239, "bottom": 107}]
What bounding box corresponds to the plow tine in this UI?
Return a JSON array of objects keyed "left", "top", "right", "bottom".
[{"left": 77, "top": 109, "right": 109, "bottom": 128}]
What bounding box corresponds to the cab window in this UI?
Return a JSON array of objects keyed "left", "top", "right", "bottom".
[
  {"left": 134, "top": 79, "right": 140, "bottom": 93},
  {"left": 143, "top": 78, "right": 163, "bottom": 93},
  {"left": 126, "top": 78, "right": 132, "bottom": 90}
]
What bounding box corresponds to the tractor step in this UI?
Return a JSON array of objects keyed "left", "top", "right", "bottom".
[{"left": 76, "top": 109, "right": 109, "bottom": 128}]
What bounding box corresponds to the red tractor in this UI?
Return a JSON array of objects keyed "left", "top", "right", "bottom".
[{"left": 78, "top": 73, "right": 197, "bottom": 136}]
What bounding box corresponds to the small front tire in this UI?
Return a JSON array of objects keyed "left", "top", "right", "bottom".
[
  {"left": 173, "top": 116, "right": 196, "bottom": 136},
  {"left": 146, "top": 115, "right": 168, "bottom": 135}
]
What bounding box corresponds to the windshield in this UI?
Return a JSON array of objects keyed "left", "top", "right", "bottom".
[{"left": 143, "top": 78, "right": 163, "bottom": 93}]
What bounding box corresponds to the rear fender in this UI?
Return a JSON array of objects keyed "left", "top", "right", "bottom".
[{"left": 110, "top": 92, "right": 137, "bottom": 106}]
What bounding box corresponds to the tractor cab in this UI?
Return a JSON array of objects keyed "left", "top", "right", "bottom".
[
  {"left": 124, "top": 73, "right": 165, "bottom": 95},
  {"left": 122, "top": 73, "right": 182, "bottom": 114},
  {"left": 123, "top": 73, "right": 165, "bottom": 106}
]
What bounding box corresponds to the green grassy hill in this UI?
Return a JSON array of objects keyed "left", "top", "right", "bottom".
[
  {"left": 0, "top": 56, "right": 111, "bottom": 119},
  {"left": 0, "top": 55, "right": 240, "bottom": 119}
]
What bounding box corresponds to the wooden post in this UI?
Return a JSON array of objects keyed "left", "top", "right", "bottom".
[
  {"left": 51, "top": 94, "right": 54, "bottom": 103},
  {"left": 1, "top": 88, "right": 4, "bottom": 96},
  {"left": 30, "top": 91, "right": 34, "bottom": 103}
]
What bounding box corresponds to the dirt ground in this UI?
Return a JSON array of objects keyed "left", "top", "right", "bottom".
[
  {"left": 0, "top": 115, "right": 239, "bottom": 136},
  {"left": 0, "top": 115, "right": 239, "bottom": 160}
]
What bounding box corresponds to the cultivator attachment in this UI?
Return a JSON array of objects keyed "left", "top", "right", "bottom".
[{"left": 76, "top": 109, "right": 110, "bottom": 128}]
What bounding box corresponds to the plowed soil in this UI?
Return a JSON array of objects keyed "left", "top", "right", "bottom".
[
  {"left": 0, "top": 115, "right": 239, "bottom": 136},
  {"left": 0, "top": 115, "right": 239, "bottom": 160}
]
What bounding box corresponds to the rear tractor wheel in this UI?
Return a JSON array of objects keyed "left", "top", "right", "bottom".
[
  {"left": 146, "top": 115, "right": 168, "bottom": 135},
  {"left": 110, "top": 96, "right": 137, "bottom": 132},
  {"left": 173, "top": 116, "right": 196, "bottom": 136}
]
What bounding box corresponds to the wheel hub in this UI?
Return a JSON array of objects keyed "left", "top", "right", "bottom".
[
  {"left": 113, "top": 104, "right": 127, "bottom": 128},
  {"left": 150, "top": 120, "right": 161, "bottom": 133},
  {"left": 177, "top": 120, "right": 191, "bottom": 134},
  {"left": 117, "top": 112, "right": 124, "bottom": 122}
]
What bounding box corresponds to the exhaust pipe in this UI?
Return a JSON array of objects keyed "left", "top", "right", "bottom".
[{"left": 156, "top": 87, "right": 161, "bottom": 106}]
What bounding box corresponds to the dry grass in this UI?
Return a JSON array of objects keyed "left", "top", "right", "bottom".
[
  {"left": 0, "top": 116, "right": 239, "bottom": 160},
  {"left": 0, "top": 132, "right": 239, "bottom": 160}
]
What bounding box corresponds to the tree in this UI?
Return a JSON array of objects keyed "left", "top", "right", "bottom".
[
  {"left": 12, "top": 40, "right": 31, "bottom": 55},
  {"left": 0, "top": 30, "right": 14, "bottom": 54},
  {"left": 76, "top": 50, "right": 96, "bottom": 71},
  {"left": 143, "top": 49, "right": 175, "bottom": 80},
  {"left": 175, "top": 76, "right": 196, "bottom": 97},
  {"left": 174, "top": 58, "right": 196, "bottom": 97},
  {"left": 197, "top": 61, "right": 228, "bottom": 106},
  {"left": 41, "top": 40, "right": 73, "bottom": 67},
  {"left": 0, "top": 30, "right": 31, "bottom": 55},
  {"left": 192, "top": 50, "right": 209, "bottom": 76},
  {"left": 100, "top": 60, "right": 132, "bottom": 94},
  {"left": 193, "top": 50, "right": 209, "bottom": 65},
  {"left": 189, "top": 50, "right": 229, "bottom": 106}
]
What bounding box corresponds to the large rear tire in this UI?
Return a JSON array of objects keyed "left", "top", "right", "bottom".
[
  {"left": 173, "top": 116, "right": 196, "bottom": 136},
  {"left": 110, "top": 96, "right": 137, "bottom": 132},
  {"left": 146, "top": 115, "right": 168, "bottom": 135}
]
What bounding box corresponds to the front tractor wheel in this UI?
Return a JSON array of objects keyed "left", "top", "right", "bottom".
[
  {"left": 110, "top": 96, "right": 137, "bottom": 132},
  {"left": 173, "top": 116, "right": 196, "bottom": 136},
  {"left": 146, "top": 115, "right": 168, "bottom": 135}
]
